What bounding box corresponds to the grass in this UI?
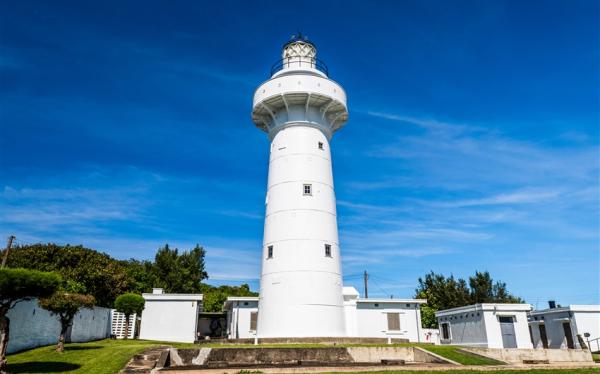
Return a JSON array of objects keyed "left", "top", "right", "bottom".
[
  {"left": 593, "top": 353, "right": 600, "bottom": 361},
  {"left": 419, "top": 345, "right": 505, "bottom": 365},
  {"left": 6, "top": 339, "right": 175, "bottom": 374},
  {"left": 7, "top": 339, "right": 599, "bottom": 373}
]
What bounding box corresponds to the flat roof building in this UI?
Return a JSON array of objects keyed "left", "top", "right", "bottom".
[
  {"left": 436, "top": 303, "right": 533, "bottom": 349},
  {"left": 529, "top": 304, "right": 600, "bottom": 350},
  {"left": 138, "top": 288, "right": 203, "bottom": 343}
]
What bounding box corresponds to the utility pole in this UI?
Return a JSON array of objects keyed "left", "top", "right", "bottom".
[
  {"left": 1, "top": 236, "right": 15, "bottom": 269},
  {"left": 363, "top": 270, "right": 369, "bottom": 299}
]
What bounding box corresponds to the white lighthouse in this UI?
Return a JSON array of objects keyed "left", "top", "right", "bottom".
[{"left": 252, "top": 34, "right": 349, "bottom": 338}]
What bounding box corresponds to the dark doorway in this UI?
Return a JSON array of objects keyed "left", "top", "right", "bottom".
[
  {"left": 563, "top": 322, "right": 575, "bottom": 349},
  {"left": 539, "top": 324, "right": 548, "bottom": 348},
  {"left": 499, "top": 316, "right": 517, "bottom": 348}
]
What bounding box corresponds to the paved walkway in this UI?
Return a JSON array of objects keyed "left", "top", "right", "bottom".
[{"left": 159, "top": 362, "right": 599, "bottom": 373}]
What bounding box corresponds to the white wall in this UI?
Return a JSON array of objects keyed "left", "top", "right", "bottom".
[
  {"left": 421, "top": 328, "right": 440, "bottom": 345},
  {"left": 7, "top": 299, "right": 111, "bottom": 354},
  {"left": 138, "top": 300, "right": 200, "bottom": 343},
  {"left": 226, "top": 301, "right": 258, "bottom": 339},
  {"left": 574, "top": 311, "right": 600, "bottom": 351},
  {"left": 354, "top": 302, "right": 422, "bottom": 342},
  {"left": 483, "top": 310, "right": 532, "bottom": 349}
]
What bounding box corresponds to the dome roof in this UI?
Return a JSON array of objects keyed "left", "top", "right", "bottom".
[{"left": 283, "top": 32, "right": 315, "bottom": 49}]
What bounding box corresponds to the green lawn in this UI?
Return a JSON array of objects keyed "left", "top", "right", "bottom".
[
  {"left": 7, "top": 339, "right": 599, "bottom": 374},
  {"left": 6, "top": 339, "right": 181, "bottom": 374},
  {"left": 593, "top": 353, "right": 600, "bottom": 361},
  {"left": 419, "top": 345, "right": 504, "bottom": 365}
]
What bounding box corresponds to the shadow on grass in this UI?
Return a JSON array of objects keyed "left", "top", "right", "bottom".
[
  {"left": 7, "top": 361, "right": 80, "bottom": 373},
  {"left": 65, "top": 345, "right": 103, "bottom": 351}
]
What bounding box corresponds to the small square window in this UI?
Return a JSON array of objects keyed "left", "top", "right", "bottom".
[
  {"left": 267, "top": 245, "right": 273, "bottom": 259},
  {"left": 318, "top": 142, "right": 324, "bottom": 150},
  {"left": 303, "top": 184, "right": 312, "bottom": 195},
  {"left": 324, "top": 244, "right": 332, "bottom": 257}
]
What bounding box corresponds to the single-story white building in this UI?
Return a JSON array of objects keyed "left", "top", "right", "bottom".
[
  {"left": 436, "top": 303, "right": 533, "bottom": 349},
  {"left": 138, "top": 288, "right": 203, "bottom": 343},
  {"left": 529, "top": 304, "right": 600, "bottom": 350},
  {"left": 224, "top": 297, "right": 259, "bottom": 339},
  {"left": 223, "top": 287, "right": 427, "bottom": 342},
  {"left": 343, "top": 287, "right": 427, "bottom": 342}
]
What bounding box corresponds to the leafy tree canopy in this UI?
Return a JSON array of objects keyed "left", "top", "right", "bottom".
[
  {"left": 115, "top": 293, "right": 145, "bottom": 316},
  {"left": 6, "top": 244, "right": 128, "bottom": 307},
  {"left": 6, "top": 243, "right": 211, "bottom": 307},
  {"left": 415, "top": 271, "right": 523, "bottom": 328},
  {"left": 39, "top": 292, "right": 95, "bottom": 320},
  {"left": 0, "top": 268, "right": 62, "bottom": 308},
  {"left": 200, "top": 283, "right": 258, "bottom": 312}
]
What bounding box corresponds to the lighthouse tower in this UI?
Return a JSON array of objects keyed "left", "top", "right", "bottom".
[{"left": 252, "top": 35, "right": 349, "bottom": 338}]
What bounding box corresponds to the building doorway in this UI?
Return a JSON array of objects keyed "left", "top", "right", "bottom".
[
  {"left": 538, "top": 324, "right": 548, "bottom": 348},
  {"left": 499, "top": 316, "right": 517, "bottom": 348},
  {"left": 563, "top": 322, "right": 575, "bottom": 349}
]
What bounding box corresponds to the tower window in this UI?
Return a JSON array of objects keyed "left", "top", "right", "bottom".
[
  {"left": 267, "top": 245, "right": 273, "bottom": 259},
  {"left": 303, "top": 184, "right": 312, "bottom": 195},
  {"left": 324, "top": 244, "right": 332, "bottom": 257},
  {"left": 318, "top": 142, "right": 324, "bottom": 150}
]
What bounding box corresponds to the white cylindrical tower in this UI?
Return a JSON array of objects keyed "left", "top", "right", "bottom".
[{"left": 252, "top": 34, "right": 349, "bottom": 338}]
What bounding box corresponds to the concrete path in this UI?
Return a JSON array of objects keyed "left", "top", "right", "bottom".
[{"left": 159, "top": 362, "right": 599, "bottom": 373}]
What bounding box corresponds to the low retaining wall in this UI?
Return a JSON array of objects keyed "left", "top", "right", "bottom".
[
  {"left": 7, "top": 298, "right": 111, "bottom": 353},
  {"left": 461, "top": 347, "right": 593, "bottom": 363},
  {"left": 195, "top": 337, "right": 409, "bottom": 345},
  {"left": 168, "top": 346, "right": 453, "bottom": 367}
]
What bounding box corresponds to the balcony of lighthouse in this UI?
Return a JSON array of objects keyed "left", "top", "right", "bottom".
[{"left": 252, "top": 62, "right": 348, "bottom": 140}]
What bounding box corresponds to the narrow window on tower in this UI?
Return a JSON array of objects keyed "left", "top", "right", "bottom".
[
  {"left": 267, "top": 245, "right": 273, "bottom": 259},
  {"left": 318, "top": 142, "right": 324, "bottom": 150},
  {"left": 303, "top": 184, "right": 312, "bottom": 196},
  {"left": 324, "top": 244, "right": 332, "bottom": 257}
]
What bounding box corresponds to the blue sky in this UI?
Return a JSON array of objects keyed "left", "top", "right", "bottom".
[{"left": 1, "top": 0, "right": 598, "bottom": 307}]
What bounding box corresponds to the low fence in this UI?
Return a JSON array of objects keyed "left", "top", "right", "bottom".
[{"left": 7, "top": 298, "right": 111, "bottom": 354}]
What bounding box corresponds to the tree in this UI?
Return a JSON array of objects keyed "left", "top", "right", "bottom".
[
  {"left": 152, "top": 244, "right": 208, "bottom": 293},
  {"left": 0, "top": 268, "right": 61, "bottom": 372},
  {"left": 200, "top": 284, "right": 258, "bottom": 312},
  {"left": 39, "top": 281, "right": 95, "bottom": 352},
  {"left": 415, "top": 270, "right": 523, "bottom": 328},
  {"left": 7, "top": 244, "right": 129, "bottom": 307},
  {"left": 114, "top": 293, "right": 145, "bottom": 339}
]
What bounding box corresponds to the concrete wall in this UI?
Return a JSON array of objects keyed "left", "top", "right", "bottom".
[
  {"left": 461, "top": 347, "right": 593, "bottom": 363},
  {"left": 226, "top": 301, "right": 258, "bottom": 339},
  {"left": 139, "top": 300, "right": 200, "bottom": 343},
  {"left": 354, "top": 302, "right": 422, "bottom": 342},
  {"left": 421, "top": 328, "right": 440, "bottom": 345},
  {"left": 6, "top": 298, "right": 111, "bottom": 354},
  {"left": 439, "top": 312, "right": 487, "bottom": 347}
]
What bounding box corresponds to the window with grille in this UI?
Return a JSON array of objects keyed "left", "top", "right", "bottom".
[
  {"left": 387, "top": 312, "right": 401, "bottom": 331},
  {"left": 325, "top": 244, "right": 332, "bottom": 257},
  {"left": 303, "top": 184, "right": 312, "bottom": 195},
  {"left": 267, "top": 245, "right": 273, "bottom": 259},
  {"left": 250, "top": 312, "right": 258, "bottom": 331}
]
